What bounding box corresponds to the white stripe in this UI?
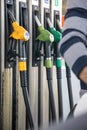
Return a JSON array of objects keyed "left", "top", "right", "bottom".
[
  {"left": 64, "top": 42, "right": 87, "bottom": 68},
  {"left": 59, "top": 30, "right": 86, "bottom": 51},
  {"left": 67, "top": 0, "right": 87, "bottom": 10},
  {"left": 63, "top": 17, "right": 87, "bottom": 35}
]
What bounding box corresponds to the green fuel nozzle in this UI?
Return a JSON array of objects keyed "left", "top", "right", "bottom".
[
  {"left": 49, "top": 27, "right": 62, "bottom": 43},
  {"left": 36, "top": 26, "right": 54, "bottom": 42},
  {"left": 46, "top": 18, "right": 62, "bottom": 43},
  {"left": 34, "top": 15, "right": 54, "bottom": 43},
  {"left": 46, "top": 18, "right": 62, "bottom": 68},
  {"left": 8, "top": 9, "right": 30, "bottom": 41}
]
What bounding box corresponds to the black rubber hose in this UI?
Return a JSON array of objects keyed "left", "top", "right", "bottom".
[
  {"left": 56, "top": 68, "right": 63, "bottom": 121},
  {"left": 46, "top": 68, "right": 57, "bottom": 122},
  {"left": 22, "top": 87, "right": 35, "bottom": 129},
  {"left": 65, "top": 64, "right": 74, "bottom": 110},
  {"left": 48, "top": 80, "right": 56, "bottom": 121},
  {"left": 19, "top": 43, "right": 35, "bottom": 129},
  {"left": 44, "top": 43, "right": 56, "bottom": 122},
  {"left": 55, "top": 43, "right": 63, "bottom": 121},
  {"left": 38, "top": 59, "right": 42, "bottom": 127}
]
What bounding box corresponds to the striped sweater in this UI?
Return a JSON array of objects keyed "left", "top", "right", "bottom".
[{"left": 59, "top": 0, "right": 87, "bottom": 78}]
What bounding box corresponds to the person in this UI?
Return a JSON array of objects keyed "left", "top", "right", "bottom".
[{"left": 59, "top": 0, "right": 87, "bottom": 95}]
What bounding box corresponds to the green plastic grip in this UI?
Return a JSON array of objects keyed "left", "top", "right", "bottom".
[
  {"left": 49, "top": 27, "right": 62, "bottom": 43},
  {"left": 36, "top": 26, "right": 54, "bottom": 42}
]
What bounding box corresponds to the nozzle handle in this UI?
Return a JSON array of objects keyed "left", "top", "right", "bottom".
[
  {"left": 46, "top": 18, "right": 53, "bottom": 28},
  {"left": 56, "top": 20, "right": 62, "bottom": 32},
  {"left": 7, "top": 9, "right": 16, "bottom": 22},
  {"left": 34, "top": 15, "right": 41, "bottom": 27}
]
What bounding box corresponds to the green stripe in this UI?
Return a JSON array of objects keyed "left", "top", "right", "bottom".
[
  {"left": 56, "top": 59, "right": 62, "bottom": 68},
  {"left": 54, "top": 0, "right": 59, "bottom": 6},
  {"left": 45, "top": 59, "right": 53, "bottom": 68}
]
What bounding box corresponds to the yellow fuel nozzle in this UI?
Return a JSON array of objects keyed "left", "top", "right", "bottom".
[{"left": 10, "top": 22, "right": 30, "bottom": 41}]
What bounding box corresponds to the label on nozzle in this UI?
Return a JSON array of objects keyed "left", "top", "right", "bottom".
[
  {"left": 49, "top": 34, "right": 54, "bottom": 42},
  {"left": 24, "top": 31, "right": 30, "bottom": 41}
]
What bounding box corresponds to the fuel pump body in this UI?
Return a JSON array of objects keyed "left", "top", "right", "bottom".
[
  {"left": 32, "top": 5, "right": 40, "bottom": 67},
  {"left": 5, "top": 0, "right": 16, "bottom": 68},
  {"left": 53, "top": 8, "right": 63, "bottom": 121},
  {"left": 19, "top": 1, "right": 29, "bottom": 87},
  {"left": 0, "top": 1, "right": 5, "bottom": 130},
  {"left": 3, "top": 1, "right": 15, "bottom": 130},
  {"left": 54, "top": 11, "right": 60, "bottom": 33},
  {"left": 43, "top": 1, "right": 57, "bottom": 123},
  {"left": 17, "top": 1, "right": 29, "bottom": 130},
  {"left": 44, "top": 7, "right": 52, "bottom": 65}
]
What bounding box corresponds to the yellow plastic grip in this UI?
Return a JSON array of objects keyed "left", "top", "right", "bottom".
[
  {"left": 18, "top": 61, "right": 27, "bottom": 71},
  {"left": 10, "top": 22, "right": 29, "bottom": 41}
]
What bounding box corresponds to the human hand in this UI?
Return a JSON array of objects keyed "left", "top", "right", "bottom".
[{"left": 79, "top": 67, "right": 87, "bottom": 84}]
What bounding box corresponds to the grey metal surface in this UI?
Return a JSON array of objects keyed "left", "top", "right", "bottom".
[{"left": 3, "top": 69, "right": 12, "bottom": 130}]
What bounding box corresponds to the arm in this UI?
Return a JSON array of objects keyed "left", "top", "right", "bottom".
[{"left": 59, "top": 0, "right": 87, "bottom": 85}]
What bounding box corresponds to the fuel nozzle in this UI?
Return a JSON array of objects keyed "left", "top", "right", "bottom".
[
  {"left": 8, "top": 9, "right": 30, "bottom": 41},
  {"left": 34, "top": 15, "right": 54, "bottom": 43},
  {"left": 46, "top": 18, "right": 62, "bottom": 43}
]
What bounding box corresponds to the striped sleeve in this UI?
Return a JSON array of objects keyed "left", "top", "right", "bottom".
[{"left": 59, "top": 0, "right": 87, "bottom": 78}]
